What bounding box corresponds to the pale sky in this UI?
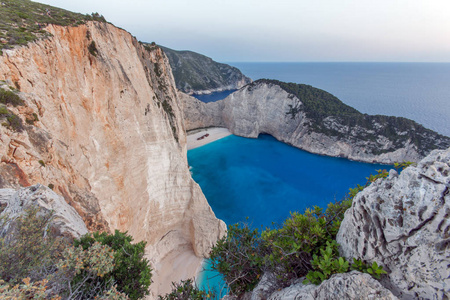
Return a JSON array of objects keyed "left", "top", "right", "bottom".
[{"left": 37, "top": 0, "right": 450, "bottom": 62}]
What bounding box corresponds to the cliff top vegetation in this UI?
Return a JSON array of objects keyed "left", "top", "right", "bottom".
[
  {"left": 250, "top": 79, "right": 450, "bottom": 155},
  {"left": 159, "top": 45, "right": 251, "bottom": 93},
  {"left": 0, "top": 0, "right": 106, "bottom": 55}
]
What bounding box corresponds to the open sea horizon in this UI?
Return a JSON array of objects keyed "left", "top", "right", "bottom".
[
  {"left": 189, "top": 62, "right": 449, "bottom": 293},
  {"left": 229, "top": 62, "right": 450, "bottom": 137}
]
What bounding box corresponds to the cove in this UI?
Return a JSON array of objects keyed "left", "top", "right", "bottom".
[
  {"left": 187, "top": 134, "right": 392, "bottom": 293},
  {"left": 193, "top": 89, "right": 237, "bottom": 103}
]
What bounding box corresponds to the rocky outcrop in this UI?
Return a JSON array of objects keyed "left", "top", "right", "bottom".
[
  {"left": 160, "top": 46, "right": 251, "bottom": 95},
  {"left": 238, "top": 272, "right": 397, "bottom": 300},
  {"left": 0, "top": 184, "right": 88, "bottom": 239},
  {"left": 182, "top": 80, "right": 450, "bottom": 163},
  {"left": 0, "top": 21, "right": 225, "bottom": 297},
  {"left": 337, "top": 148, "right": 450, "bottom": 299}
]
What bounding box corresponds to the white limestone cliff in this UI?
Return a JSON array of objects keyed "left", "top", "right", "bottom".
[
  {"left": 0, "top": 21, "right": 225, "bottom": 297},
  {"left": 337, "top": 148, "right": 450, "bottom": 299},
  {"left": 224, "top": 272, "right": 397, "bottom": 300},
  {"left": 181, "top": 81, "right": 450, "bottom": 164}
]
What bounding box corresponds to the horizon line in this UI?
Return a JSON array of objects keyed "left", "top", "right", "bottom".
[{"left": 224, "top": 61, "right": 450, "bottom": 64}]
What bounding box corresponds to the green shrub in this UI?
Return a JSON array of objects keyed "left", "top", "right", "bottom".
[
  {"left": 261, "top": 198, "right": 352, "bottom": 284},
  {"left": 56, "top": 241, "right": 118, "bottom": 299},
  {"left": 74, "top": 230, "right": 152, "bottom": 300},
  {"left": 0, "top": 207, "right": 61, "bottom": 284},
  {"left": 159, "top": 279, "right": 216, "bottom": 300},
  {"left": 0, "top": 205, "right": 133, "bottom": 299},
  {"left": 88, "top": 40, "right": 98, "bottom": 56},
  {"left": 394, "top": 161, "right": 416, "bottom": 171},
  {"left": 0, "top": 278, "right": 51, "bottom": 299},
  {"left": 6, "top": 113, "right": 24, "bottom": 132},
  {"left": 304, "top": 241, "right": 349, "bottom": 285},
  {"left": 0, "top": 106, "right": 8, "bottom": 116},
  {"left": 0, "top": 88, "right": 24, "bottom": 106},
  {"left": 350, "top": 259, "right": 387, "bottom": 279},
  {"left": 366, "top": 169, "right": 389, "bottom": 183},
  {"left": 38, "top": 159, "right": 45, "bottom": 167},
  {"left": 209, "top": 223, "right": 266, "bottom": 296},
  {"left": 48, "top": 183, "right": 54, "bottom": 190},
  {"left": 26, "top": 112, "right": 39, "bottom": 125},
  {"left": 209, "top": 170, "right": 390, "bottom": 292}
]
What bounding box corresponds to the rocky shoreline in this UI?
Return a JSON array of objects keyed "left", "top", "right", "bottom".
[{"left": 181, "top": 80, "right": 450, "bottom": 164}]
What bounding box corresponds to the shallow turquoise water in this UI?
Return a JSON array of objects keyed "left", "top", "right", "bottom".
[{"left": 188, "top": 134, "right": 392, "bottom": 294}]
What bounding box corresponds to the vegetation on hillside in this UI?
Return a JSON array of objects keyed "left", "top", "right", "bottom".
[
  {"left": 0, "top": 0, "right": 106, "bottom": 55},
  {"left": 159, "top": 45, "right": 251, "bottom": 93},
  {"left": 250, "top": 79, "right": 450, "bottom": 155},
  {"left": 208, "top": 169, "right": 391, "bottom": 296},
  {"left": 159, "top": 279, "right": 217, "bottom": 300},
  {"left": 0, "top": 207, "right": 151, "bottom": 299},
  {"left": 74, "top": 230, "right": 152, "bottom": 300}
]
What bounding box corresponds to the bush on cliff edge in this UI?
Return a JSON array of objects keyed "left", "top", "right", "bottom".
[
  {"left": 74, "top": 230, "right": 152, "bottom": 300},
  {"left": 209, "top": 169, "right": 390, "bottom": 296},
  {"left": 0, "top": 206, "right": 150, "bottom": 299}
]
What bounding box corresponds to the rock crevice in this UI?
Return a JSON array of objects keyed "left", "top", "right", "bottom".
[{"left": 337, "top": 148, "right": 450, "bottom": 299}]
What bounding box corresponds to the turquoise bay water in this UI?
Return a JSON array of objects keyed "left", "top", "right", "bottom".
[
  {"left": 188, "top": 134, "right": 392, "bottom": 293},
  {"left": 189, "top": 134, "right": 390, "bottom": 228}
]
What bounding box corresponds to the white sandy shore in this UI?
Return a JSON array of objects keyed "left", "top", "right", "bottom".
[
  {"left": 187, "top": 127, "right": 232, "bottom": 150},
  {"left": 151, "top": 245, "right": 204, "bottom": 297}
]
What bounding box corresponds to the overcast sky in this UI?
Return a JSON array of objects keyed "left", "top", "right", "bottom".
[{"left": 37, "top": 0, "right": 450, "bottom": 62}]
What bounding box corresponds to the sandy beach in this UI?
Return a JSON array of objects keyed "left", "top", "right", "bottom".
[
  {"left": 187, "top": 127, "right": 232, "bottom": 150},
  {"left": 151, "top": 245, "right": 204, "bottom": 297}
]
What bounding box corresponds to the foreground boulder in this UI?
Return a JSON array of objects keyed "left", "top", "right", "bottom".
[
  {"left": 240, "top": 271, "right": 397, "bottom": 300},
  {"left": 0, "top": 184, "right": 88, "bottom": 238},
  {"left": 337, "top": 148, "right": 450, "bottom": 299}
]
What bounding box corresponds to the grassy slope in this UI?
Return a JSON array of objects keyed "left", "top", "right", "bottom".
[{"left": 0, "top": 0, "right": 106, "bottom": 54}]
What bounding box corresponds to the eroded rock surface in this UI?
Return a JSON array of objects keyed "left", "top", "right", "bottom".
[
  {"left": 0, "top": 184, "right": 88, "bottom": 239},
  {"left": 182, "top": 80, "right": 450, "bottom": 163},
  {"left": 337, "top": 148, "right": 450, "bottom": 299},
  {"left": 263, "top": 272, "right": 397, "bottom": 300},
  {"left": 0, "top": 21, "right": 225, "bottom": 297}
]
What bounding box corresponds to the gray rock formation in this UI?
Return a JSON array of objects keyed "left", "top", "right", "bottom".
[
  {"left": 0, "top": 184, "right": 88, "bottom": 239},
  {"left": 181, "top": 80, "right": 450, "bottom": 163},
  {"left": 249, "top": 272, "right": 396, "bottom": 300},
  {"left": 160, "top": 45, "right": 251, "bottom": 95},
  {"left": 337, "top": 148, "right": 450, "bottom": 299}
]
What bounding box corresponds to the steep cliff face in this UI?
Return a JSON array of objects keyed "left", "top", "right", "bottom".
[
  {"left": 182, "top": 80, "right": 450, "bottom": 163},
  {"left": 0, "top": 21, "right": 225, "bottom": 296},
  {"left": 160, "top": 46, "right": 252, "bottom": 95},
  {"left": 337, "top": 148, "right": 450, "bottom": 299}
]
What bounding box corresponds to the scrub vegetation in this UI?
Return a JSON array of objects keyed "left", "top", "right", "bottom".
[
  {"left": 207, "top": 168, "right": 391, "bottom": 297},
  {"left": 160, "top": 45, "right": 251, "bottom": 93},
  {"left": 0, "top": 208, "right": 151, "bottom": 299},
  {"left": 0, "top": 0, "right": 106, "bottom": 55},
  {"left": 250, "top": 79, "right": 450, "bottom": 156}
]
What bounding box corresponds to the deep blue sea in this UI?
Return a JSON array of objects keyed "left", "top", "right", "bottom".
[
  {"left": 189, "top": 134, "right": 390, "bottom": 228},
  {"left": 189, "top": 135, "right": 392, "bottom": 293},
  {"left": 189, "top": 62, "right": 449, "bottom": 293},
  {"left": 229, "top": 62, "right": 450, "bottom": 137},
  {"left": 193, "top": 89, "right": 237, "bottom": 103}
]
